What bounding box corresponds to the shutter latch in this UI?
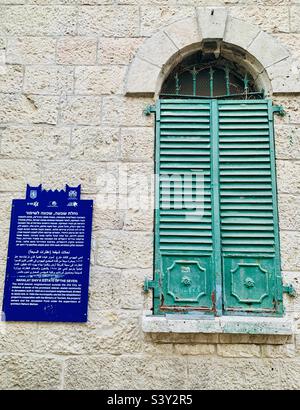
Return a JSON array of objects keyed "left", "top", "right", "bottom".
[
  {"left": 143, "top": 104, "right": 156, "bottom": 116},
  {"left": 273, "top": 105, "right": 285, "bottom": 116},
  {"left": 144, "top": 271, "right": 160, "bottom": 296},
  {"left": 283, "top": 283, "right": 296, "bottom": 297}
]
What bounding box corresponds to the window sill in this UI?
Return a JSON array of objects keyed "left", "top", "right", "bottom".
[{"left": 142, "top": 312, "right": 293, "bottom": 335}]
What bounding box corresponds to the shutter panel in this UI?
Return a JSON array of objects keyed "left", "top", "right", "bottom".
[
  {"left": 155, "top": 99, "right": 215, "bottom": 313},
  {"left": 219, "top": 100, "right": 283, "bottom": 314}
]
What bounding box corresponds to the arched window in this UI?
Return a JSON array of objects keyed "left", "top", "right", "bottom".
[{"left": 150, "top": 52, "right": 285, "bottom": 317}]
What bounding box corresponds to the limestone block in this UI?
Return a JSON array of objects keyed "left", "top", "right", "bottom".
[
  {"left": 291, "top": 5, "right": 300, "bottom": 33},
  {"left": 188, "top": 358, "right": 280, "bottom": 389},
  {"left": 0, "top": 323, "right": 38, "bottom": 354},
  {"left": 229, "top": 5, "right": 289, "bottom": 34},
  {"left": 92, "top": 203, "right": 124, "bottom": 230},
  {"left": 275, "top": 33, "right": 300, "bottom": 63},
  {"left": 0, "top": 65, "right": 23, "bottom": 93},
  {"left": 261, "top": 344, "right": 296, "bottom": 358},
  {"left": 174, "top": 344, "right": 216, "bottom": 355},
  {"left": 267, "top": 57, "right": 300, "bottom": 93},
  {"left": 273, "top": 96, "right": 300, "bottom": 124},
  {"left": 276, "top": 160, "right": 300, "bottom": 194},
  {"left": 125, "top": 57, "right": 161, "bottom": 96},
  {"left": 102, "top": 96, "right": 154, "bottom": 127},
  {"left": 96, "top": 230, "right": 153, "bottom": 268},
  {"left": 197, "top": 7, "right": 228, "bottom": 39},
  {"left": 123, "top": 207, "right": 154, "bottom": 232},
  {"left": 218, "top": 334, "right": 290, "bottom": 345},
  {"left": 137, "top": 31, "right": 178, "bottom": 68},
  {"left": 0, "top": 159, "right": 40, "bottom": 190},
  {"left": 98, "top": 37, "right": 143, "bottom": 65},
  {"left": 279, "top": 359, "right": 300, "bottom": 389},
  {"left": 140, "top": 6, "right": 195, "bottom": 37},
  {"left": 224, "top": 16, "right": 260, "bottom": 50},
  {"left": 119, "top": 268, "right": 152, "bottom": 309},
  {"left": 275, "top": 125, "right": 300, "bottom": 160},
  {"left": 164, "top": 17, "right": 201, "bottom": 51},
  {"left": 0, "top": 6, "right": 77, "bottom": 35},
  {"left": 248, "top": 31, "right": 289, "bottom": 68},
  {"left": 278, "top": 194, "right": 300, "bottom": 231},
  {"left": 60, "top": 96, "right": 102, "bottom": 125},
  {"left": 88, "top": 266, "right": 121, "bottom": 310},
  {"left": 6, "top": 36, "right": 56, "bottom": 64},
  {"left": 35, "top": 311, "right": 142, "bottom": 355},
  {"left": 78, "top": 6, "right": 139, "bottom": 36},
  {"left": 0, "top": 94, "right": 59, "bottom": 125},
  {"left": 280, "top": 231, "right": 300, "bottom": 271},
  {"left": 71, "top": 127, "right": 119, "bottom": 161},
  {"left": 24, "top": 66, "right": 73, "bottom": 95},
  {"left": 56, "top": 36, "right": 97, "bottom": 65},
  {"left": 1, "top": 126, "right": 70, "bottom": 159},
  {"left": 64, "top": 356, "right": 106, "bottom": 389},
  {"left": 100, "top": 356, "right": 188, "bottom": 389},
  {"left": 120, "top": 127, "right": 154, "bottom": 162},
  {"left": 41, "top": 160, "right": 115, "bottom": 193},
  {"left": 217, "top": 344, "right": 261, "bottom": 358},
  {"left": 0, "top": 355, "right": 62, "bottom": 390},
  {"left": 75, "top": 66, "right": 125, "bottom": 95}
]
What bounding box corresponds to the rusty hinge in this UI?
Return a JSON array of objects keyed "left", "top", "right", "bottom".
[
  {"left": 143, "top": 104, "right": 156, "bottom": 116},
  {"left": 272, "top": 105, "right": 285, "bottom": 116},
  {"left": 144, "top": 271, "right": 160, "bottom": 297},
  {"left": 283, "top": 283, "right": 296, "bottom": 297}
]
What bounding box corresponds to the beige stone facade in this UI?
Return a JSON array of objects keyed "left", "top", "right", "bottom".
[{"left": 0, "top": 0, "right": 300, "bottom": 390}]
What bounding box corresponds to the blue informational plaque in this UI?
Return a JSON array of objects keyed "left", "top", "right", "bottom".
[{"left": 2, "top": 185, "right": 93, "bottom": 322}]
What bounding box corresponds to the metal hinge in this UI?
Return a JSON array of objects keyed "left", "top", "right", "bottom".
[
  {"left": 283, "top": 283, "right": 296, "bottom": 297},
  {"left": 144, "top": 271, "right": 160, "bottom": 296},
  {"left": 273, "top": 105, "right": 285, "bottom": 116},
  {"left": 143, "top": 104, "right": 156, "bottom": 116}
]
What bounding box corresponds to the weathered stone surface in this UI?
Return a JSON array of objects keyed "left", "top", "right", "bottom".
[
  {"left": 279, "top": 359, "right": 300, "bottom": 389},
  {"left": 1, "top": 126, "right": 70, "bottom": 159},
  {"left": 280, "top": 231, "right": 300, "bottom": 271},
  {"left": 0, "top": 323, "right": 38, "bottom": 354},
  {"left": 78, "top": 6, "right": 139, "bottom": 36},
  {"left": 24, "top": 66, "right": 73, "bottom": 95},
  {"left": 123, "top": 207, "right": 154, "bottom": 232},
  {"left": 248, "top": 31, "right": 289, "bottom": 68},
  {"left": 188, "top": 358, "right": 280, "bottom": 389},
  {"left": 88, "top": 266, "right": 121, "bottom": 310},
  {"left": 6, "top": 36, "right": 56, "bottom": 64},
  {"left": 120, "top": 127, "right": 154, "bottom": 162},
  {"left": 278, "top": 194, "right": 300, "bottom": 231},
  {"left": 275, "top": 125, "right": 300, "bottom": 159},
  {"left": 125, "top": 57, "right": 161, "bottom": 96},
  {"left": 60, "top": 96, "right": 102, "bottom": 125},
  {"left": 273, "top": 96, "right": 300, "bottom": 124},
  {"left": 41, "top": 161, "right": 115, "bottom": 193},
  {"left": 261, "top": 344, "right": 296, "bottom": 358},
  {"left": 0, "top": 159, "right": 40, "bottom": 190},
  {"left": 291, "top": 5, "right": 300, "bottom": 33},
  {"left": 275, "top": 33, "right": 300, "bottom": 62},
  {"left": 71, "top": 127, "right": 119, "bottom": 161},
  {"left": 277, "top": 160, "right": 300, "bottom": 194},
  {"left": 119, "top": 268, "right": 151, "bottom": 309},
  {"left": 57, "top": 36, "right": 97, "bottom": 65},
  {"left": 140, "top": 6, "right": 195, "bottom": 37},
  {"left": 197, "top": 7, "right": 228, "bottom": 39},
  {"left": 0, "top": 6, "right": 77, "bottom": 35},
  {"left": 102, "top": 96, "right": 154, "bottom": 127},
  {"left": 164, "top": 16, "right": 201, "bottom": 50},
  {"left": 0, "top": 355, "right": 62, "bottom": 390},
  {"left": 174, "top": 344, "right": 215, "bottom": 355},
  {"left": 217, "top": 344, "right": 261, "bottom": 357},
  {"left": 35, "top": 311, "right": 142, "bottom": 355},
  {"left": 75, "top": 66, "right": 125, "bottom": 95},
  {"left": 138, "top": 31, "right": 178, "bottom": 68},
  {"left": 224, "top": 16, "right": 260, "bottom": 49},
  {"left": 229, "top": 5, "right": 290, "bottom": 34},
  {"left": 0, "top": 65, "right": 23, "bottom": 93},
  {"left": 0, "top": 94, "right": 59, "bottom": 125},
  {"left": 92, "top": 202, "right": 124, "bottom": 230},
  {"left": 96, "top": 230, "right": 153, "bottom": 268},
  {"left": 98, "top": 37, "right": 143, "bottom": 65}
]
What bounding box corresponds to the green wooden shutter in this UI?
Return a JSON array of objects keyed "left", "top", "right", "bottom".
[
  {"left": 155, "top": 99, "right": 215, "bottom": 314},
  {"left": 219, "top": 100, "right": 283, "bottom": 315},
  {"left": 153, "top": 98, "right": 283, "bottom": 316}
]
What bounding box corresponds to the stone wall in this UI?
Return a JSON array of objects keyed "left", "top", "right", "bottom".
[{"left": 0, "top": 0, "right": 300, "bottom": 390}]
